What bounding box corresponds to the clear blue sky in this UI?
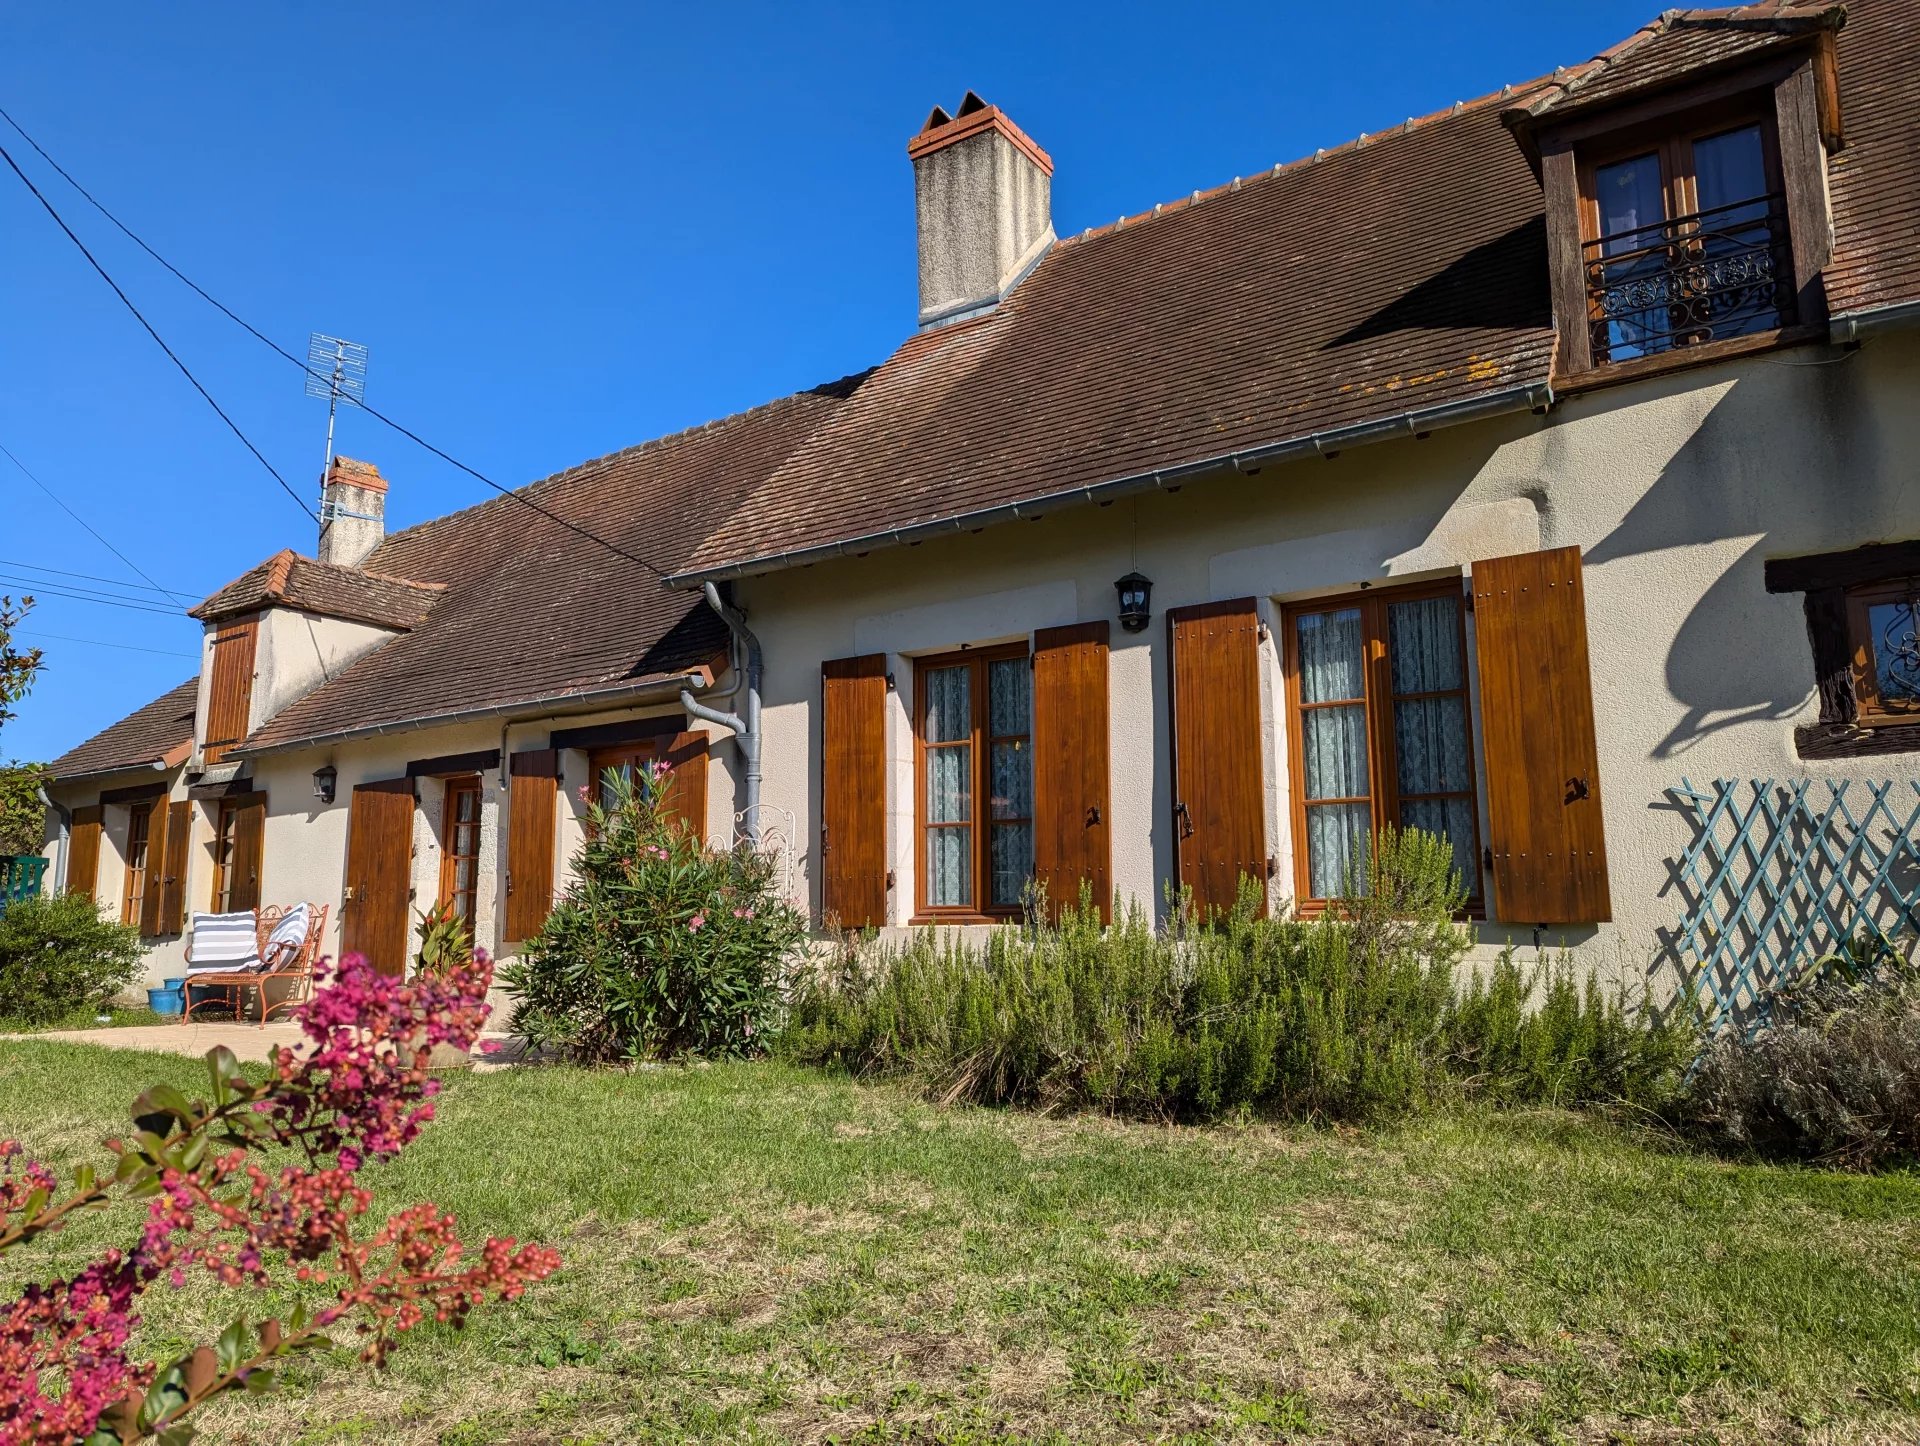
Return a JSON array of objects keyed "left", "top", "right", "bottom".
[{"left": 2, "top": 1, "right": 1657, "bottom": 765}]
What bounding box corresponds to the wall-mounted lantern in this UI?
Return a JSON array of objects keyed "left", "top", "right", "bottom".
[
  {"left": 312, "top": 764, "right": 338, "bottom": 805},
  {"left": 1115, "top": 571, "right": 1153, "bottom": 633}
]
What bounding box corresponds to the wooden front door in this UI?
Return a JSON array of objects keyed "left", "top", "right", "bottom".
[{"left": 341, "top": 776, "right": 415, "bottom": 975}]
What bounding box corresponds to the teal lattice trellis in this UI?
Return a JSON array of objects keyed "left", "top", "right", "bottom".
[{"left": 1670, "top": 778, "right": 1920, "bottom": 1032}]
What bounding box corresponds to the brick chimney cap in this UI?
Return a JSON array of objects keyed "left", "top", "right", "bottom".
[
  {"left": 908, "top": 96, "right": 1053, "bottom": 176},
  {"left": 325, "top": 456, "right": 387, "bottom": 492}
]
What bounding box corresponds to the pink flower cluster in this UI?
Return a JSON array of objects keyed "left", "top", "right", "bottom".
[{"left": 0, "top": 949, "right": 560, "bottom": 1444}]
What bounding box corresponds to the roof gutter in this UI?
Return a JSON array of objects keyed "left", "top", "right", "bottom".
[
  {"left": 227, "top": 670, "right": 713, "bottom": 762},
  {"left": 1828, "top": 297, "right": 1920, "bottom": 346},
  {"left": 47, "top": 757, "right": 174, "bottom": 786},
  {"left": 666, "top": 380, "right": 1554, "bottom": 587}
]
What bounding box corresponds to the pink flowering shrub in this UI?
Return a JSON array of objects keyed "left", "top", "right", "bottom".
[
  {"left": 0, "top": 950, "right": 560, "bottom": 1444},
  {"left": 502, "top": 765, "right": 805, "bottom": 1062}
]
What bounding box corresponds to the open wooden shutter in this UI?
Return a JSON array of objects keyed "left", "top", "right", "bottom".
[
  {"left": 1032, "top": 621, "right": 1111, "bottom": 922},
  {"left": 138, "top": 796, "right": 171, "bottom": 938},
  {"left": 67, "top": 805, "right": 102, "bottom": 899},
  {"left": 504, "top": 750, "right": 558, "bottom": 943},
  {"left": 821, "top": 654, "right": 887, "bottom": 928},
  {"left": 657, "top": 732, "right": 711, "bottom": 843},
  {"left": 202, "top": 617, "right": 259, "bottom": 764},
  {"left": 156, "top": 800, "right": 190, "bottom": 935},
  {"left": 341, "top": 777, "right": 416, "bottom": 973},
  {"left": 1168, "top": 598, "right": 1267, "bottom": 917},
  {"left": 229, "top": 793, "right": 266, "bottom": 913},
  {"left": 1471, "top": 546, "right": 1612, "bottom": 923}
]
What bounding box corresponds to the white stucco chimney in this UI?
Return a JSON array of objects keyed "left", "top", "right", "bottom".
[
  {"left": 317, "top": 456, "right": 387, "bottom": 568},
  {"left": 909, "top": 92, "right": 1054, "bottom": 329}
]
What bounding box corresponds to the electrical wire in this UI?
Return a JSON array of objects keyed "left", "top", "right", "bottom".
[
  {"left": 0, "top": 441, "right": 197, "bottom": 604},
  {"left": 0, "top": 105, "right": 672, "bottom": 580},
  {"left": 0, "top": 575, "right": 184, "bottom": 616},
  {"left": 0, "top": 557, "right": 186, "bottom": 597},
  {"left": 0, "top": 136, "right": 318, "bottom": 523},
  {"left": 17, "top": 629, "right": 196, "bottom": 658}
]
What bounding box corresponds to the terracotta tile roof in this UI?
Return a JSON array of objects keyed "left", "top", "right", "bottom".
[
  {"left": 235, "top": 376, "right": 866, "bottom": 754},
  {"left": 673, "top": 0, "right": 1916, "bottom": 583},
  {"left": 46, "top": 678, "right": 197, "bottom": 781},
  {"left": 189, "top": 550, "right": 445, "bottom": 630}
]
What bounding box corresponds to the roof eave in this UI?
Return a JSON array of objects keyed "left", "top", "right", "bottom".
[
  {"left": 665, "top": 379, "right": 1555, "bottom": 589},
  {"left": 226, "top": 667, "right": 716, "bottom": 761}
]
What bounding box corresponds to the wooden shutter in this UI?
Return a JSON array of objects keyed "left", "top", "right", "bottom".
[
  {"left": 504, "top": 749, "right": 558, "bottom": 943},
  {"left": 155, "top": 800, "right": 190, "bottom": 935},
  {"left": 1471, "top": 546, "right": 1612, "bottom": 923},
  {"left": 341, "top": 777, "right": 415, "bottom": 974},
  {"left": 202, "top": 616, "right": 259, "bottom": 764},
  {"left": 66, "top": 805, "right": 102, "bottom": 899},
  {"left": 657, "top": 732, "right": 711, "bottom": 843},
  {"left": 228, "top": 793, "right": 266, "bottom": 913},
  {"left": 821, "top": 654, "right": 888, "bottom": 929},
  {"left": 138, "top": 796, "right": 171, "bottom": 938},
  {"left": 1032, "top": 621, "right": 1111, "bottom": 922},
  {"left": 1168, "top": 598, "right": 1267, "bottom": 917}
]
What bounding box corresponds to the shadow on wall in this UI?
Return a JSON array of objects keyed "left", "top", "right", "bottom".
[{"left": 1583, "top": 354, "right": 1893, "bottom": 761}]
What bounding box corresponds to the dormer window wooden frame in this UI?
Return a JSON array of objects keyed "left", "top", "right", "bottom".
[{"left": 1536, "top": 52, "right": 1836, "bottom": 388}]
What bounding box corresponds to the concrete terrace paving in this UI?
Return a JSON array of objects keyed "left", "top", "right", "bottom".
[{"left": 2, "top": 1022, "right": 529, "bottom": 1067}]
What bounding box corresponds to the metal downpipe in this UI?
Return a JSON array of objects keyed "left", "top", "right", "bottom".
[{"left": 680, "top": 582, "right": 763, "bottom": 844}]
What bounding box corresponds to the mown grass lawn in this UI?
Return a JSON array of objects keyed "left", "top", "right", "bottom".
[{"left": 2, "top": 1043, "right": 1916, "bottom": 1445}]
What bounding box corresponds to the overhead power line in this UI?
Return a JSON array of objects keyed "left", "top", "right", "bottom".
[
  {"left": 18, "top": 629, "right": 197, "bottom": 658},
  {"left": 0, "top": 556, "right": 186, "bottom": 597},
  {"left": 0, "top": 574, "right": 185, "bottom": 617},
  {"left": 0, "top": 441, "right": 197, "bottom": 604},
  {"left": 0, "top": 105, "right": 672, "bottom": 581},
  {"left": 0, "top": 135, "right": 317, "bottom": 523}
]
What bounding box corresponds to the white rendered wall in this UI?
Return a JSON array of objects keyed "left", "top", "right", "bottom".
[{"left": 737, "top": 332, "right": 1920, "bottom": 987}]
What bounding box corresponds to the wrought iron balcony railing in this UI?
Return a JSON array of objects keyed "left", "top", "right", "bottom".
[{"left": 1584, "top": 193, "right": 1793, "bottom": 364}]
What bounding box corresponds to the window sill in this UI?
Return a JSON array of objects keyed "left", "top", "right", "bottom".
[
  {"left": 1795, "top": 720, "right": 1920, "bottom": 761},
  {"left": 907, "top": 913, "right": 1021, "bottom": 928},
  {"left": 1552, "top": 324, "right": 1824, "bottom": 396}
]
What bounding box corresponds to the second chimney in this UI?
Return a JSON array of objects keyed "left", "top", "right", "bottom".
[
  {"left": 317, "top": 456, "right": 387, "bottom": 568},
  {"left": 909, "top": 92, "right": 1054, "bottom": 328}
]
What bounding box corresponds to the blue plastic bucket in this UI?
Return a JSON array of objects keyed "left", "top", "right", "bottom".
[
  {"left": 162, "top": 977, "right": 185, "bottom": 991},
  {"left": 147, "top": 986, "right": 185, "bottom": 1017}
]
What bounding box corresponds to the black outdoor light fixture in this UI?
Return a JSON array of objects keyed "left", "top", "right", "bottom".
[
  {"left": 312, "top": 764, "right": 338, "bottom": 805},
  {"left": 1115, "top": 571, "right": 1153, "bottom": 632}
]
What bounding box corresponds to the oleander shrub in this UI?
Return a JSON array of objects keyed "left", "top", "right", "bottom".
[
  {"left": 0, "top": 890, "right": 143, "bottom": 1027},
  {"left": 1685, "top": 947, "right": 1920, "bottom": 1167},
  {"left": 502, "top": 765, "right": 806, "bottom": 1062},
  {"left": 784, "top": 827, "right": 1688, "bottom": 1122}
]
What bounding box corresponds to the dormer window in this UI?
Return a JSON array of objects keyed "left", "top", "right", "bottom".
[
  {"left": 1505, "top": 10, "right": 1845, "bottom": 387},
  {"left": 1583, "top": 113, "right": 1792, "bottom": 364}
]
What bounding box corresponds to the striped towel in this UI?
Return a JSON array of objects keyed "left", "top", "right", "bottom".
[
  {"left": 261, "top": 902, "right": 312, "bottom": 971},
  {"left": 187, "top": 912, "right": 260, "bottom": 972}
]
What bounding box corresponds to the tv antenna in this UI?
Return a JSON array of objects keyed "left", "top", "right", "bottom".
[{"left": 306, "top": 333, "right": 368, "bottom": 519}]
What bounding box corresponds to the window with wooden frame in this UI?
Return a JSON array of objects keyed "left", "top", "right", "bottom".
[
  {"left": 210, "top": 792, "right": 265, "bottom": 914},
  {"left": 437, "top": 775, "right": 483, "bottom": 933},
  {"left": 120, "top": 803, "right": 152, "bottom": 928},
  {"left": 1282, "top": 580, "right": 1481, "bottom": 909},
  {"left": 1846, "top": 580, "right": 1920, "bottom": 728},
  {"left": 914, "top": 644, "right": 1033, "bottom": 920},
  {"left": 590, "top": 743, "right": 662, "bottom": 812},
  {"left": 1530, "top": 42, "right": 1839, "bottom": 385},
  {"left": 1763, "top": 543, "right": 1920, "bottom": 760},
  {"left": 587, "top": 732, "right": 709, "bottom": 838},
  {"left": 1579, "top": 109, "right": 1791, "bottom": 366}
]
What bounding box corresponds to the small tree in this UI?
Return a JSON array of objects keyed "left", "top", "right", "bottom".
[
  {"left": 0, "top": 595, "right": 43, "bottom": 746},
  {"left": 0, "top": 762, "right": 49, "bottom": 857},
  {"left": 502, "top": 765, "right": 806, "bottom": 1062},
  {"left": 0, "top": 948, "right": 560, "bottom": 1442}
]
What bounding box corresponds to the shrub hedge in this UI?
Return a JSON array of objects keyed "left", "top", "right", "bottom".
[
  {"left": 0, "top": 891, "right": 143, "bottom": 1027},
  {"left": 783, "top": 829, "right": 1690, "bottom": 1122}
]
